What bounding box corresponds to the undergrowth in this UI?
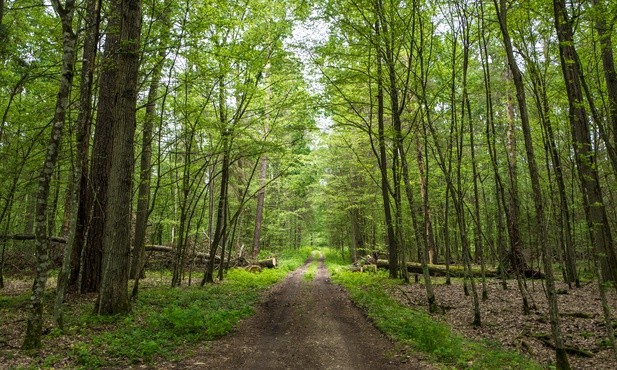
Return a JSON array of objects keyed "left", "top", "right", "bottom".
[
  {"left": 33, "top": 247, "right": 310, "bottom": 368},
  {"left": 323, "top": 249, "right": 540, "bottom": 369}
]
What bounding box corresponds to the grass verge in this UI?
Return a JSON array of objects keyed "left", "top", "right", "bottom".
[
  {"left": 323, "top": 249, "right": 540, "bottom": 369},
  {"left": 19, "top": 248, "right": 310, "bottom": 368}
]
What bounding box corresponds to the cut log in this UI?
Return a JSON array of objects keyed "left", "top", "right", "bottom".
[{"left": 257, "top": 257, "right": 277, "bottom": 269}]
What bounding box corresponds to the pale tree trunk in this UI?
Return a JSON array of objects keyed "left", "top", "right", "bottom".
[
  {"left": 22, "top": 0, "right": 76, "bottom": 349},
  {"left": 251, "top": 156, "right": 267, "bottom": 259},
  {"left": 95, "top": 0, "right": 142, "bottom": 315},
  {"left": 495, "top": 0, "right": 569, "bottom": 365}
]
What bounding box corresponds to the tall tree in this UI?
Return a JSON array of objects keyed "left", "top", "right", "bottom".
[
  {"left": 553, "top": 0, "right": 617, "bottom": 286},
  {"left": 495, "top": 0, "right": 569, "bottom": 365},
  {"left": 95, "top": 0, "right": 142, "bottom": 315},
  {"left": 22, "top": 0, "right": 76, "bottom": 349}
]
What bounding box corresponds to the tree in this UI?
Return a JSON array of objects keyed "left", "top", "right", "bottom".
[
  {"left": 22, "top": 0, "right": 76, "bottom": 349},
  {"left": 495, "top": 0, "right": 569, "bottom": 365},
  {"left": 95, "top": 0, "right": 142, "bottom": 315},
  {"left": 553, "top": 0, "right": 617, "bottom": 287}
]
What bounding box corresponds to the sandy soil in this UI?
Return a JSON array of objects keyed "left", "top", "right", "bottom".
[{"left": 169, "top": 255, "right": 432, "bottom": 370}]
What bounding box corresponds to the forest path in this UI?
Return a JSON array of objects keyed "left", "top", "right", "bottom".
[{"left": 172, "top": 253, "right": 432, "bottom": 369}]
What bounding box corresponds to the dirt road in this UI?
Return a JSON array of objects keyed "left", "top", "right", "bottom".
[{"left": 174, "top": 254, "right": 431, "bottom": 369}]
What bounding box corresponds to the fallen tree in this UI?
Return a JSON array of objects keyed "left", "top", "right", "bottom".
[
  {"left": 1, "top": 234, "right": 68, "bottom": 244},
  {"left": 143, "top": 245, "right": 277, "bottom": 269},
  {"left": 374, "top": 259, "right": 544, "bottom": 279}
]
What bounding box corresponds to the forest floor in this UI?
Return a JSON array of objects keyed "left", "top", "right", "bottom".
[
  {"left": 2, "top": 254, "right": 616, "bottom": 369},
  {"left": 391, "top": 274, "right": 617, "bottom": 369},
  {"left": 162, "top": 253, "right": 433, "bottom": 369}
]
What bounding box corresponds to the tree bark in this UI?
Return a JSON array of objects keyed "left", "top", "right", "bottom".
[
  {"left": 553, "top": 0, "right": 617, "bottom": 286},
  {"left": 373, "top": 16, "right": 397, "bottom": 278},
  {"left": 22, "top": 0, "right": 76, "bottom": 349},
  {"left": 95, "top": 0, "right": 142, "bottom": 315},
  {"left": 81, "top": 0, "right": 120, "bottom": 294},
  {"left": 251, "top": 156, "right": 267, "bottom": 259},
  {"left": 67, "top": 0, "right": 100, "bottom": 293},
  {"left": 130, "top": 25, "right": 168, "bottom": 279},
  {"left": 591, "top": 0, "right": 617, "bottom": 150},
  {"left": 496, "top": 0, "right": 569, "bottom": 365}
]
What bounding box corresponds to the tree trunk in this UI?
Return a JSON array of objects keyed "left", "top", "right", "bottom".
[
  {"left": 526, "top": 54, "right": 579, "bottom": 287},
  {"left": 95, "top": 0, "right": 142, "bottom": 315},
  {"left": 22, "top": 0, "right": 76, "bottom": 349},
  {"left": 66, "top": 0, "right": 100, "bottom": 293},
  {"left": 202, "top": 135, "right": 230, "bottom": 285},
  {"left": 251, "top": 156, "right": 267, "bottom": 259},
  {"left": 130, "top": 31, "right": 168, "bottom": 279},
  {"left": 496, "top": 0, "right": 570, "bottom": 365},
  {"left": 591, "top": 0, "right": 617, "bottom": 150},
  {"left": 373, "top": 17, "right": 397, "bottom": 278},
  {"left": 81, "top": 0, "right": 120, "bottom": 294},
  {"left": 553, "top": 0, "right": 617, "bottom": 287}
]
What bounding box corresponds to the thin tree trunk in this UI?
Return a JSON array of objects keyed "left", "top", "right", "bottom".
[
  {"left": 251, "top": 156, "right": 267, "bottom": 259},
  {"left": 67, "top": 0, "right": 100, "bottom": 292},
  {"left": 22, "top": 0, "right": 76, "bottom": 348},
  {"left": 130, "top": 34, "right": 168, "bottom": 279},
  {"left": 591, "top": 0, "right": 617, "bottom": 150},
  {"left": 402, "top": 134, "right": 438, "bottom": 313},
  {"left": 495, "top": 0, "right": 569, "bottom": 365},
  {"left": 553, "top": 0, "right": 617, "bottom": 287},
  {"left": 456, "top": 2, "right": 481, "bottom": 326},
  {"left": 374, "top": 17, "right": 397, "bottom": 278}
]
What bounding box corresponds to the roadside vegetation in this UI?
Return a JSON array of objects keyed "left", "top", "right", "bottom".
[
  {"left": 1, "top": 248, "right": 309, "bottom": 369},
  {"left": 323, "top": 249, "right": 541, "bottom": 369}
]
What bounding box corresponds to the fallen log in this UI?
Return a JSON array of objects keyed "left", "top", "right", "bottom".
[
  {"left": 532, "top": 333, "right": 593, "bottom": 357},
  {"left": 257, "top": 257, "right": 277, "bottom": 269},
  {"left": 0, "top": 234, "right": 67, "bottom": 244},
  {"left": 374, "top": 259, "right": 496, "bottom": 278},
  {"left": 374, "top": 260, "right": 545, "bottom": 279},
  {"left": 142, "top": 246, "right": 278, "bottom": 268},
  {"left": 143, "top": 245, "right": 219, "bottom": 262}
]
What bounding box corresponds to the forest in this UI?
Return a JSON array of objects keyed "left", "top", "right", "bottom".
[{"left": 1, "top": 0, "right": 617, "bottom": 368}]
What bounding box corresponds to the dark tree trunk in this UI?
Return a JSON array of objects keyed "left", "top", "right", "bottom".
[
  {"left": 373, "top": 17, "right": 397, "bottom": 278},
  {"left": 553, "top": 0, "right": 617, "bottom": 286},
  {"left": 496, "top": 0, "right": 570, "bottom": 365},
  {"left": 95, "top": 0, "right": 142, "bottom": 315},
  {"left": 81, "top": 0, "right": 120, "bottom": 294},
  {"left": 67, "top": 0, "right": 100, "bottom": 292}
]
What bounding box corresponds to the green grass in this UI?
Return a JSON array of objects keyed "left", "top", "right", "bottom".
[
  {"left": 39, "top": 248, "right": 310, "bottom": 368},
  {"left": 303, "top": 257, "right": 319, "bottom": 281},
  {"left": 324, "top": 251, "right": 540, "bottom": 369}
]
